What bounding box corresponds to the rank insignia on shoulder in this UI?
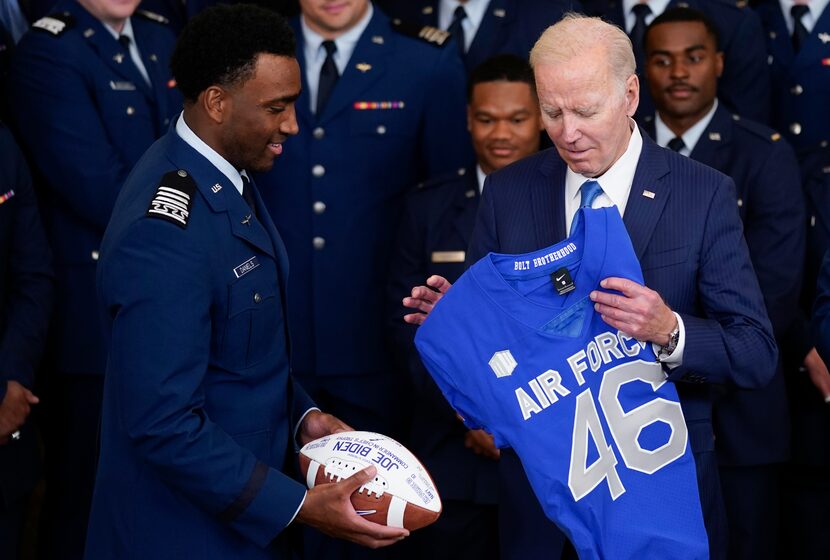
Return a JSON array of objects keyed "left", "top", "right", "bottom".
[
  {"left": 146, "top": 170, "right": 196, "bottom": 229},
  {"left": 32, "top": 13, "right": 74, "bottom": 36},
  {"left": 0, "top": 189, "right": 15, "bottom": 206},
  {"left": 391, "top": 20, "right": 450, "bottom": 47},
  {"left": 135, "top": 9, "right": 169, "bottom": 24}
]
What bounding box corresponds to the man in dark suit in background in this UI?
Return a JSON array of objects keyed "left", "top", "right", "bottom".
[
  {"left": 641, "top": 9, "right": 804, "bottom": 558},
  {"left": 0, "top": 122, "right": 53, "bottom": 560},
  {"left": 376, "top": 0, "right": 578, "bottom": 72},
  {"left": 388, "top": 53, "right": 542, "bottom": 560},
  {"left": 404, "top": 13, "right": 776, "bottom": 560}
]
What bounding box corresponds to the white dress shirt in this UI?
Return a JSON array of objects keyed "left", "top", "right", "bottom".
[
  {"left": 779, "top": 0, "right": 829, "bottom": 33},
  {"left": 438, "top": 0, "right": 489, "bottom": 51},
  {"left": 176, "top": 113, "right": 247, "bottom": 195},
  {"left": 476, "top": 165, "right": 487, "bottom": 194},
  {"left": 301, "top": 3, "right": 373, "bottom": 113},
  {"left": 563, "top": 123, "right": 686, "bottom": 366},
  {"left": 622, "top": 0, "right": 671, "bottom": 33},
  {"left": 654, "top": 100, "right": 719, "bottom": 156},
  {"left": 103, "top": 18, "right": 151, "bottom": 86}
]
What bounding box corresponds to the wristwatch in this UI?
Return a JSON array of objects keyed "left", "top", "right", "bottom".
[{"left": 658, "top": 324, "right": 680, "bottom": 362}]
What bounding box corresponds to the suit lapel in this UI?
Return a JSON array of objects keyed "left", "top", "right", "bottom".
[
  {"left": 532, "top": 150, "right": 567, "bottom": 246},
  {"left": 623, "top": 133, "right": 672, "bottom": 260}
]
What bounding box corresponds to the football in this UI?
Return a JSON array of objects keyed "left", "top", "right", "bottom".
[{"left": 299, "top": 431, "right": 442, "bottom": 530}]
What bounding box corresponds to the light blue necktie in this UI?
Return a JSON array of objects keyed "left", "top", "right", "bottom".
[{"left": 570, "top": 180, "right": 603, "bottom": 236}]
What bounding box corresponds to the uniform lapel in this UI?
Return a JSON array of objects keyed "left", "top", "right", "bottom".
[
  {"left": 532, "top": 150, "right": 567, "bottom": 246},
  {"left": 452, "top": 171, "right": 480, "bottom": 248},
  {"left": 416, "top": 0, "right": 440, "bottom": 26},
  {"left": 290, "top": 18, "right": 315, "bottom": 130},
  {"left": 689, "top": 104, "right": 731, "bottom": 171},
  {"left": 794, "top": 4, "right": 830, "bottom": 69},
  {"left": 465, "top": 0, "right": 513, "bottom": 71},
  {"left": 132, "top": 17, "right": 171, "bottom": 129},
  {"left": 623, "top": 133, "right": 672, "bottom": 260}
]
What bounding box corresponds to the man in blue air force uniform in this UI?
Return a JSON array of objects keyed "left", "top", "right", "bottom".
[
  {"left": 8, "top": 1, "right": 182, "bottom": 557},
  {"left": 85, "top": 6, "right": 408, "bottom": 559}
]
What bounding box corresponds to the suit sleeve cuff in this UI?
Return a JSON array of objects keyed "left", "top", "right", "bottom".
[
  {"left": 293, "top": 407, "right": 321, "bottom": 448},
  {"left": 652, "top": 312, "right": 685, "bottom": 369}
]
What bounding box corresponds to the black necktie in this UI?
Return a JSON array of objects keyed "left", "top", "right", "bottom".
[
  {"left": 447, "top": 5, "right": 467, "bottom": 57},
  {"left": 118, "top": 34, "right": 131, "bottom": 49},
  {"left": 316, "top": 40, "right": 339, "bottom": 116},
  {"left": 630, "top": 3, "right": 652, "bottom": 71},
  {"left": 241, "top": 175, "right": 257, "bottom": 219},
  {"left": 667, "top": 137, "right": 686, "bottom": 152},
  {"left": 791, "top": 4, "right": 810, "bottom": 53}
]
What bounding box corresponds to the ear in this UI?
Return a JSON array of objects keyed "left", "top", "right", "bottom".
[
  {"left": 201, "top": 85, "right": 229, "bottom": 125},
  {"left": 715, "top": 51, "right": 724, "bottom": 79},
  {"left": 624, "top": 73, "right": 640, "bottom": 118}
]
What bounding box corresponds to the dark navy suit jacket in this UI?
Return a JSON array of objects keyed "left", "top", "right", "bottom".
[
  {"left": 85, "top": 126, "right": 315, "bottom": 559},
  {"left": 9, "top": 1, "right": 182, "bottom": 377},
  {"left": 466, "top": 131, "right": 776, "bottom": 556},
  {"left": 0, "top": 123, "right": 53, "bottom": 510},
  {"left": 387, "top": 169, "right": 498, "bottom": 504},
  {"left": 376, "top": 0, "right": 579, "bottom": 71},
  {"left": 644, "top": 106, "right": 804, "bottom": 465},
  {"left": 584, "top": 0, "right": 770, "bottom": 123},
  {"left": 753, "top": 0, "right": 830, "bottom": 152}
]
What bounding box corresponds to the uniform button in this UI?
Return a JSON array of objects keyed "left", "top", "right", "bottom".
[
  {"left": 791, "top": 84, "right": 803, "bottom": 95},
  {"left": 313, "top": 236, "right": 326, "bottom": 250},
  {"left": 790, "top": 122, "right": 802, "bottom": 135},
  {"left": 767, "top": 55, "right": 773, "bottom": 65},
  {"left": 253, "top": 293, "right": 262, "bottom": 304},
  {"left": 313, "top": 201, "right": 326, "bottom": 214},
  {"left": 313, "top": 127, "right": 325, "bottom": 139},
  {"left": 376, "top": 125, "right": 387, "bottom": 135},
  {"left": 149, "top": 54, "right": 158, "bottom": 62},
  {"left": 312, "top": 164, "right": 326, "bottom": 178},
  {"left": 737, "top": 198, "right": 743, "bottom": 207},
  {"left": 91, "top": 250, "right": 100, "bottom": 261},
  {"left": 163, "top": 118, "right": 170, "bottom": 126},
  {"left": 126, "top": 106, "right": 135, "bottom": 116}
]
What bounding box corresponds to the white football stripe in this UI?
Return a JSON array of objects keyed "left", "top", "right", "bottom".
[
  {"left": 306, "top": 461, "right": 320, "bottom": 489},
  {"left": 387, "top": 496, "right": 406, "bottom": 528}
]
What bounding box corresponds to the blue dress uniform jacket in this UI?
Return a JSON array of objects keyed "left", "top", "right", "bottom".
[
  {"left": 375, "top": 0, "right": 578, "bottom": 71},
  {"left": 0, "top": 123, "right": 53, "bottom": 530},
  {"left": 255, "top": 10, "right": 471, "bottom": 383},
  {"left": 643, "top": 106, "right": 805, "bottom": 466},
  {"left": 84, "top": 127, "right": 315, "bottom": 560},
  {"left": 8, "top": 0, "right": 182, "bottom": 377},
  {"left": 584, "top": 0, "right": 770, "bottom": 123},
  {"left": 467, "top": 132, "right": 777, "bottom": 559},
  {"left": 753, "top": 0, "right": 830, "bottom": 152}
]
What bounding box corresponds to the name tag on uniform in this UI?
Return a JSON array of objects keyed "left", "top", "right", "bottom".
[
  {"left": 431, "top": 251, "right": 465, "bottom": 263},
  {"left": 233, "top": 256, "right": 260, "bottom": 278},
  {"left": 110, "top": 80, "right": 136, "bottom": 91}
]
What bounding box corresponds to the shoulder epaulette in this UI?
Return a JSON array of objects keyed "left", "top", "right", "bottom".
[
  {"left": 135, "top": 9, "right": 170, "bottom": 25},
  {"left": 390, "top": 19, "right": 450, "bottom": 47},
  {"left": 730, "top": 113, "right": 781, "bottom": 143},
  {"left": 32, "top": 12, "right": 74, "bottom": 37},
  {"left": 146, "top": 170, "right": 197, "bottom": 229}
]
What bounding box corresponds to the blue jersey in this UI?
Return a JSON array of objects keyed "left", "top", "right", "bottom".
[{"left": 415, "top": 207, "right": 708, "bottom": 559}]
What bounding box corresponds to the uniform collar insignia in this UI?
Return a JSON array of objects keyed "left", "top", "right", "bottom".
[{"left": 819, "top": 32, "right": 830, "bottom": 44}]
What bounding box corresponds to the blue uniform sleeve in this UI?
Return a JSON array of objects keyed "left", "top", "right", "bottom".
[
  {"left": 814, "top": 251, "right": 830, "bottom": 363},
  {"left": 666, "top": 175, "right": 778, "bottom": 388},
  {"left": 0, "top": 129, "right": 54, "bottom": 389},
  {"left": 10, "top": 34, "right": 134, "bottom": 232},
  {"left": 100, "top": 218, "right": 306, "bottom": 547}
]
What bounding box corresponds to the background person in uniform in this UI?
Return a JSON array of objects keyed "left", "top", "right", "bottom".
[
  {"left": 387, "top": 53, "right": 542, "bottom": 560},
  {"left": 641, "top": 8, "right": 804, "bottom": 558},
  {"left": 0, "top": 122, "right": 53, "bottom": 560},
  {"left": 375, "top": 0, "right": 579, "bottom": 72},
  {"left": 403, "top": 14, "right": 777, "bottom": 560},
  {"left": 136, "top": 0, "right": 302, "bottom": 33},
  {"left": 84, "top": 5, "right": 408, "bottom": 559},
  {"left": 752, "top": 0, "right": 830, "bottom": 153},
  {"left": 779, "top": 142, "right": 830, "bottom": 559},
  {"left": 8, "top": 1, "right": 182, "bottom": 557},
  {"left": 582, "top": 0, "right": 769, "bottom": 123}
]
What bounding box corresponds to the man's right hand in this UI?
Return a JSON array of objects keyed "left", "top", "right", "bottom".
[
  {"left": 0, "top": 380, "right": 39, "bottom": 443},
  {"left": 804, "top": 347, "right": 830, "bottom": 401},
  {"left": 296, "top": 465, "right": 409, "bottom": 548},
  {"left": 402, "top": 275, "right": 452, "bottom": 325}
]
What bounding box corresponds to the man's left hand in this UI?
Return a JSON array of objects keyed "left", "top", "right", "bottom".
[
  {"left": 298, "top": 410, "right": 353, "bottom": 446},
  {"left": 590, "top": 277, "right": 676, "bottom": 345}
]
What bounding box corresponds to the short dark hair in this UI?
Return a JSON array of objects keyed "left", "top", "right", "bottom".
[
  {"left": 644, "top": 7, "right": 721, "bottom": 52},
  {"left": 467, "top": 54, "right": 536, "bottom": 102},
  {"left": 171, "top": 4, "right": 296, "bottom": 102}
]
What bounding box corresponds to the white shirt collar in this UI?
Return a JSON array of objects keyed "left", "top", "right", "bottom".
[
  {"left": 301, "top": 2, "right": 373, "bottom": 74},
  {"left": 654, "top": 99, "right": 718, "bottom": 156},
  {"left": 476, "top": 164, "right": 487, "bottom": 194},
  {"left": 175, "top": 113, "right": 246, "bottom": 195},
  {"left": 439, "top": 0, "right": 489, "bottom": 50},
  {"left": 779, "top": 0, "right": 828, "bottom": 34},
  {"left": 564, "top": 121, "right": 643, "bottom": 232},
  {"left": 103, "top": 17, "right": 132, "bottom": 41},
  {"left": 621, "top": 0, "right": 671, "bottom": 33}
]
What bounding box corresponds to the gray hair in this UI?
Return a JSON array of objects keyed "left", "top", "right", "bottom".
[{"left": 529, "top": 13, "right": 635, "bottom": 96}]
